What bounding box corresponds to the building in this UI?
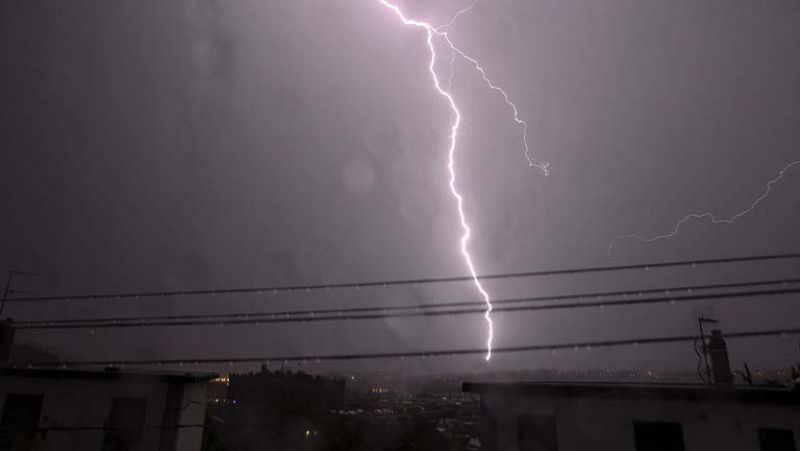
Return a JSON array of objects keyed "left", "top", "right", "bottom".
[
  {"left": 0, "top": 366, "right": 216, "bottom": 451},
  {"left": 464, "top": 380, "right": 799, "bottom": 451},
  {"left": 463, "top": 331, "right": 798, "bottom": 451}
]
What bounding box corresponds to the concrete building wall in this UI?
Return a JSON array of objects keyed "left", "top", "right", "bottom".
[
  {"left": 0, "top": 374, "right": 207, "bottom": 451},
  {"left": 172, "top": 381, "right": 208, "bottom": 451},
  {"left": 481, "top": 393, "right": 799, "bottom": 451}
]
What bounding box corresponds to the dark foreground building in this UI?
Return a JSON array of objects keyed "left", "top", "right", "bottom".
[
  {"left": 464, "top": 380, "right": 799, "bottom": 451},
  {"left": 0, "top": 366, "right": 215, "bottom": 451},
  {"left": 464, "top": 331, "right": 798, "bottom": 451}
]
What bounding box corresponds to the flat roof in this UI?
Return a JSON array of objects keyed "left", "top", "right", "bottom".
[
  {"left": 462, "top": 381, "right": 800, "bottom": 406},
  {"left": 0, "top": 366, "right": 217, "bottom": 383}
]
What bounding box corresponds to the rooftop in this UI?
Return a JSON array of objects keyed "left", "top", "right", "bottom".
[
  {"left": 462, "top": 381, "right": 800, "bottom": 406},
  {"left": 0, "top": 365, "right": 218, "bottom": 383}
]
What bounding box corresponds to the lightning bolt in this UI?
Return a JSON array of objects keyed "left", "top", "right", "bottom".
[
  {"left": 609, "top": 160, "right": 800, "bottom": 253},
  {"left": 436, "top": 0, "right": 478, "bottom": 31},
  {"left": 377, "top": 0, "right": 549, "bottom": 360}
]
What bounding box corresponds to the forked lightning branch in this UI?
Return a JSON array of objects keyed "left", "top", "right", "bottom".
[{"left": 377, "top": 0, "right": 549, "bottom": 361}]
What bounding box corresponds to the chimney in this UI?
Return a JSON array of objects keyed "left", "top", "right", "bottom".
[
  {"left": 708, "top": 329, "right": 733, "bottom": 387},
  {"left": 0, "top": 319, "right": 15, "bottom": 364}
]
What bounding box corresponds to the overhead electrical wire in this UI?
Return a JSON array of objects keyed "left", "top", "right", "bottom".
[
  {"left": 14, "top": 285, "right": 800, "bottom": 330},
  {"left": 11, "top": 327, "right": 799, "bottom": 367},
  {"left": 15, "top": 277, "right": 799, "bottom": 327},
  {"left": 6, "top": 252, "right": 799, "bottom": 304}
]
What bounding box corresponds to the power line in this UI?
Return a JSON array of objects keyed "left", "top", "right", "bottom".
[
  {"left": 7, "top": 252, "right": 800, "bottom": 304},
  {"left": 15, "top": 286, "right": 800, "bottom": 330},
  {"left": 11, "top": 327, "right": 799, "bottom": 367},
  {"left": 15, "top": 277, "right": 800, "bottom": 327}
]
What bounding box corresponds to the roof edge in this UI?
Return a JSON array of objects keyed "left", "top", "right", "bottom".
[
  {"left": 462, "top": 381, "right": 800, "bottom": 406},
  {"left": 0, "top": 366, "right": 218, "bottom": 383}
]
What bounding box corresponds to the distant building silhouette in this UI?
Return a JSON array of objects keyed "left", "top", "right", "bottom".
[{"left": 227, "top": 365, "right": 345, "bottom": 415}]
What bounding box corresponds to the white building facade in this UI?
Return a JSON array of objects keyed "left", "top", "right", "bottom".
[
  {"left": 0, "top": 367, "right": 214, "bottom": 451},
  {"left": 464, "top": 382, "right": 799, "bottom": 451}
]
